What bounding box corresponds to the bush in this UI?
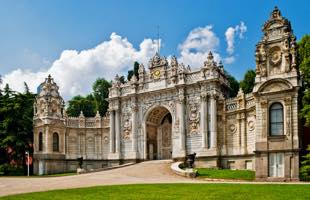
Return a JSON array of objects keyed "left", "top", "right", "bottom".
[
  {"left": 300, "top": 145, "right": 310, "bottom": 181},
  {"left": 0, "top": 164, "right": 24, "bottom": 176}
]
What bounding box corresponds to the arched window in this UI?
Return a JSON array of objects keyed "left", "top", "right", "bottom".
[
  {"left": 38, "top": 132, "right": 43, "bottom": 151},
  {"left": 269, "top": 103, "right": 284, "bottom": 136},
  {"left": 53, "top": 132, "right": 59, "bottom": 152}
]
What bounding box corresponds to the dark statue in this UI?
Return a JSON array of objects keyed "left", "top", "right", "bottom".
[
  {"left": 77, "top": 157, "right": 83, "bottom": 168},
  {"left": 184, "top": 152, "right": 196, "bottom": 168}
]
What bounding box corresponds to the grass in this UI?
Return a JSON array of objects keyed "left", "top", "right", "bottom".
[
  {"left": 1, "top": 184, "right": 310, "bottom": 200},
  {"left": 196, "top": 168, "right": 255, "bottom": 180}
]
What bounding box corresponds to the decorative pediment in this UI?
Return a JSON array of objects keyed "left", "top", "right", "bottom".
[
  {"left": 263, "top": 6, "right": 291, "bottom": 35},
  {"left": 257, "top": 79, "right": 293, "bottom": 94}
]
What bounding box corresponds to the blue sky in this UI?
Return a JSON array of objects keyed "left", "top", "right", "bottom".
[{"left": 0, "top": 0, "right": 309, "bottom": 99}]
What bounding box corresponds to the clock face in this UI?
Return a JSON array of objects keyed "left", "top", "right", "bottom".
[
  {"left": 153, "top": 70, "right": 161, "bottom": 79},
  {"left": 270, "top": 50, "right": 281, "bottom": 65}
]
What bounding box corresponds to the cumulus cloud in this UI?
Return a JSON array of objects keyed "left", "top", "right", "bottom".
[
  {"left": 2, "top": 32, "right": 158, "bottom": 100},
  {"left": 2, "top": 23, "right": 247, "bottom": 100},
  {"left": 178, "top": 25, "right": 221, "bottom": 67},
  {"left": 225, "top": 21, "right": 247, "bottom": 55}
]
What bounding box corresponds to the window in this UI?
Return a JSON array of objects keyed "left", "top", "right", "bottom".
[
  {"left": 269, "top": 153, "right": 284, "bottom": 177},
  {"left": 269, "top": 103, "right": 284, "bottom": 136},
  {"left": 227, "top": 161, "right": 235, "bottom": 170},
  {"left": 53, "top": 132, "right": 59, "bottom": 152},
  {"left": 38, "top": 132, "right": 43, "bottom": 151},
  {"left": 245, "top": 160, "right": 253, "bottom": 170}
]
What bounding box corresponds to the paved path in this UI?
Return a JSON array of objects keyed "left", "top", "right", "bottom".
[
  {"left": 0, "top": 160, "right": 200, "bottom": 197},
  {"left": 0, "top": 160, "right": 309, "bottom": 197}
]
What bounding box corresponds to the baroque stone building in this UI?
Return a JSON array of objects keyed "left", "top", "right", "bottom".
[{"left": 33, "top": 7, "right": 301, "bottom": 181}]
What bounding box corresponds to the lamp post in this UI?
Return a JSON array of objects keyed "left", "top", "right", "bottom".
[{"left": 25, "top": 151, "right": 29, "bottom": 176}]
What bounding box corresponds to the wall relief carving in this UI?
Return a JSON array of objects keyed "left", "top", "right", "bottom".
[
  {"left": 188, "top": 104, "right": 199, "bottom": 135},
  {"left": 248, "top": 121, "right": 255, "bottom": 131},
  {"left": 229, "top": 124, "right": 237, "bottom": 134},
  {"left": 122, "top": 114, "right": 132, "bottom": 139}
]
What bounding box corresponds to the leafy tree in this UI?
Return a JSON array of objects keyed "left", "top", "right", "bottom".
[
  {"left": 240, "top": 70, "right": 256, "bottom": 94},
  {"left": 66, "top": 95, "right": 96, "bottom": 117},
  {"left": 127, "top": 61, "right": 140, "bottom": 81},
  {"left": 127, "top": 70, "right": 134, "bottom": 81},
  {"left": 300, "top": 145, "right": 310, "bottom": 181},
  {"left": 92, "top": 78, "right": 111, "bottom": 116},
  {"left": 0, "top": 84, "right": 35, "bottom": 175},
  {"left": 119, "top": 75, "right": 125, "bottom": 84},
  {"left": 226, "top": 73, "right": 240, "bottom": 97},
  {"left": 298, "top": 35, "right": 310, "bottom": 126}
]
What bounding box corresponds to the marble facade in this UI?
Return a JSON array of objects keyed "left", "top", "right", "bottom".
[{"left": 33, "top": 7, "right": 301, "bottom": 181}]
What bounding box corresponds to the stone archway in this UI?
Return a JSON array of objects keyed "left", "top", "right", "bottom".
[{"left": 145, "top": 106, "right": 172, "bottom": 160}]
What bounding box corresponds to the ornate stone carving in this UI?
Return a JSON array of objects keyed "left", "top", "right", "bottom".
[
  {"left": 123, "top": 114, "right": 132, "bottom": 139},
  {"left": 204, "top": 51, "right": 217, "bottom": 68},
  {"left": 229, "top": 124, "right": 237, "bottom": 134},
  {"left": 174, "top": 118, "right": 180, "bottom": 133},
  {"left": 188, "top": 104, "right": 199, "bottom": 135},
  {"left": 255, "top": 43, "right": 267, "bottom": 76},
  {"left": 148, "top": 53, "right": 168, "bottom": 69},
  {"left": 103, "top": 136, "right": 109, "bottom": 144},
  {"left": 248, "top": 121, "right": 255, "bottom": 131}
]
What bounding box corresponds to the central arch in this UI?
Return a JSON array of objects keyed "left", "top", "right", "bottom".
[{"left": 144, "top": 106, "right": 172, "bottom": 160}]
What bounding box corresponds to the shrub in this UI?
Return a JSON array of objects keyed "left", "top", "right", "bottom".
[
  {"left": 300, "top": 145, "right": 310, "bottom": 181},
  {"left": 0, "top": 164, "right": 24, "bottom": 176}
]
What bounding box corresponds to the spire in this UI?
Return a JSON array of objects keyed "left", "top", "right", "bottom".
[
  {"left": 207, "top": 51, "right": 214, "bottom": 61},
  {"left": 270, "top": 6, "right": 281, "bottom": 19}
]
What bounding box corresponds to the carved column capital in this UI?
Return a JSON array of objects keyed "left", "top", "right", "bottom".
[{"left": 284, "top": 97, "right": 292, "bottom": 106}]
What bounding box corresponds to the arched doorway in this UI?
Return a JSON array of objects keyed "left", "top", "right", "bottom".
[{"left": 145, "top": 106, "right": 172, "bottom": 160}]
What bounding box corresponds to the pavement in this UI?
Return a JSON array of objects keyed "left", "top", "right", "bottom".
[{"left": 0, "top": 160, "right": 309, "bottom": 197}]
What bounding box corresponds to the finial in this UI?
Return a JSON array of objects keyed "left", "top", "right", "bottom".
[
  {"left": 271, "top": 6, "right": 281, "bottom": 19},
  {"left": 47, "top": 74, "right": 52, "bottom": 83},
  {"left": 79, "top": 110, "right": 84, "bottom": 117},
  {"left": 218, "top": 61, "right": 223, "bottom": 68},
  {"left": 95, "top": 110, "right": 101, "bottom": 117},
  {"left": 207, "top": 51, "right": 214, "bottom": 61}
]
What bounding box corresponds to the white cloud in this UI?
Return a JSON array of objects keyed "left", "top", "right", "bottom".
[
  {"left": 225, "top": 21, "right": 247, "bottom": 55},
  {"left": 2, "top": 24, "right": 247, "bottom": 100},
  {"left": 2, "top": 32, "right": 158, "bottom": 100},
  {"left": 178, "top": 25, "right": 221, "bottom": 68},
  {"left": 223, "top": 56, "right": 235, "bottom": 64}
]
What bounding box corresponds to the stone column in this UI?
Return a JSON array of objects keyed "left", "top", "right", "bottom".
[
  {"left": 178, "top": 92, "right": 186, "bottom": 152},
  {"left": 45, "top": 126, "right": 49, "bottom": 153},
  {"left": 115, "top": 109, "right": 121, "bottom": 154},
  {"left": 131, "top": 105, "right": 138, "bottom": 152},
  {"left": 210, "top": 94, "right": 217, "bottom": 148},
  {"left": 200, "top": 94, "right": 208, "bottom": 148},
  {"left": 109, "top": 110, "right": 115, "bottom": 153}
]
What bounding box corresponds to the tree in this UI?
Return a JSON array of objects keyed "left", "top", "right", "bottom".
[
  {"left": 298, "top": 35, "right": 310, "bottom": 126},
  {"left": 240, "top": 70, "right": 256, "bottom": 94},
  {"left": 300, "top": 145, "right": 310, "bottom": 181},
  {"left": 92, "top": 78, "right": 111, "bottom": 116},
  {"left": 127, "top": 61, "right": 140, "bottom": 81},
  {"left": 226, "top": 73, "right": 240, "bottom": 97},
  {"left": 0, "top": 84, "right": 35, "bottom": 175},
  {"left": 66, "top": 95, "right": 96, "bottom": 117},
  {"left": 119, "top": 75, "right": 125, "bottom": 84},
  {"left": 127, "top": 70, "right": 134, "bottom": 81}
]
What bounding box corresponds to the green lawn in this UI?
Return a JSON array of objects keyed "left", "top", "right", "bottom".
[
  {"left": 1, "top": 184, "right": 310, "bottom": 200},
  {"left": 196, "top": 168, "right": 255, "bottom": 180}
]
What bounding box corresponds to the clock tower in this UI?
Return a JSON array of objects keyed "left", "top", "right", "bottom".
[{"left": 148, "top": 52, "right": 168, "bottom": 80}]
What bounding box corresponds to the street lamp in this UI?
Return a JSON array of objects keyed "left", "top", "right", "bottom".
[{"left": 25, "top": 151, "right": 29, "bottom": 176}]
